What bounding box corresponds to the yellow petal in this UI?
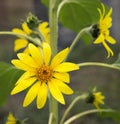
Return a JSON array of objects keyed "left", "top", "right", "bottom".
[
  {"left": 43, "top": 42, "right": 51, "bottom": 65},
  {"left": 15, "top": 71, "right": 35, "bottom": 85},
  {"left": 28, "top": 43, "right": 43, "bottom": 65},
  {"left": 11, "top": 77, "right": 36, "bottom": 95},
  {"left": 52, "top": 78, "right": 73, "bottom": 95},
  {"left": 37, "top": 82, "right": 48, "bottom": 109},
  {"left": 94, "top": 34, "right": 104, "bottom": 44},
  {"left": 11, "top": 59, "right": 35, "bottom": 72},
  {"left": 53, "top": 72, "right": 70, "bottom": 83},
  {"left": 54, "top": 62, "right": 79, "bottom": 72},
  {"left": 14, "top": 39, "right": 28, "bottom": 51},
  {"left": 17, "top": 53, "right": 38, "bottom": 68},
  {"left": 23, "top": 82, "right": 40, "bottom": 107},
  {"left": 22, "top": 22, "right": 32, "bottom": 35},
  {"left": 39, "top": 22, "right": 49, "bottom": 30},
  {"left": 106, "top": 35, "right": 116, "bottom": 44},
  {"left": 12, "top": 28, "right": 26, "bottom": 35},
  {"left": 51, "top": 48, "right": 69, "bottom": 69},
  {"left": 48, "top": 80, "right": 65, "bottom": 104},
  {"left": 6, "top": 113, "right": 16, "bottom": 122},
  {"left": 102, "top": 41, "right": 114, "bottom": 58},
  {"left": 106, "top": 8, "right": 112, "bottom": 18}
]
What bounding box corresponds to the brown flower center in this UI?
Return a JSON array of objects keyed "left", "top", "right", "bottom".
[{"left": 37, "top": 64, "right": 53, "bottom": 82}]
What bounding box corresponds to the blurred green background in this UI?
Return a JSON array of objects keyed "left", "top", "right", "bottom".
[{"left": 0, "top": 0, "right": 120, "bottom": 124}]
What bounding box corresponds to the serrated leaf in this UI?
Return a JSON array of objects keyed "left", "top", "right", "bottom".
[{"left": 0, "top": 62, "right": 24, "bottom": 105}]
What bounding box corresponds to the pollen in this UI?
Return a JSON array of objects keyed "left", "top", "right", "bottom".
[{"left": 37, "top": 64, "right": 53, "bottom": 82}]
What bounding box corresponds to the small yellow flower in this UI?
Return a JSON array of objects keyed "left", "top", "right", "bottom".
[
  {"left": 93, "top": 92, "right": 105, "bottom": 109},
  {"left": 12, "top": 22, "right": 50, "bottom": 53},
  {"left": 86, "top": 88, "right": 105, "bottom": 109},
  {"left": 11, "top": 43, "right": 79, "bottom": 109},
  {"left": 6, "top": 113, "right": 18, "bottom": 124},
  {"left": 93, "top": 3, "right": 116, "bottom": 58}
]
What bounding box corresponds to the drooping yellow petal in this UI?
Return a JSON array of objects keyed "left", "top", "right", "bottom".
[
  {"left": 51, "top": 48, "right": 69, "bottom": 69},
  {"left": 28, "top": 43, "right": 43, "bottom": 65},
  {"left": 106, "top": 35, "right": 116, "bottom": 44},
  {"left": 23, "top": 82, "right": 40, "bottom": 107},
  {"left": 22, "top": 22, "right": 32, "bottom": 35},
  {"left": 17, "top": 53, "right": 38, "bottom": 68},
  {"left": 37, "top": 82, "right": 48, "bottom": 109},
  {"left": 11, "top": 59, "right": 35, "bottom": 72},
  {"left": 52, "top": 78, "right": 73, "bottom": 95},
  {"left": 43, "top": 42, "right": 51, "bottom": 65},
  {"left": 11, "top": 77, "right": 36, "bottom": 95},
  {"left": 48, "top": 80, "right": 65, "bottom": 104},
  {"left": 94, "top": 34, "right": 104, "bottom": 44},
  {"left": 54, "top": 62, "right": 79, "bottom": 72},
  {"left": 14, "top": 39, "right": 28, "bottom": 51},
  {"left": 102, "top": 41, "right": 114, "bottom": 58},
  {"left": 53, "top": 72, "right": 70, "bottom": 83}
]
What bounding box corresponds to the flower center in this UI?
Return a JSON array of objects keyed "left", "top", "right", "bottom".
[
  {"left": 90, "top": 24, "right": 100, "bottom": 38},
  {"left": 37, "top": 64, "right": 53, "bottom": 82}
]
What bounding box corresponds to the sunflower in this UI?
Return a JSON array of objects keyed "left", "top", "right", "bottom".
[
  {"left": 93, "top": 3, "right": 116, "bottom": 58},
  {"left": 12, "top": 22, "right": 50, "bottom": 53},
  {"left": 11, "top": 43, "right": 79, "bottom": 109}
]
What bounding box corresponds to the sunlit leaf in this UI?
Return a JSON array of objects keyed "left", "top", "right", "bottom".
[{"left": 0, "top": 62, "right": 24, "bottom": 105}]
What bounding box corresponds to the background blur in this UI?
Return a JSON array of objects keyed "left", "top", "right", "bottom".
[{"left": 0, "top": 0, "right": 120, "bottom": 124}]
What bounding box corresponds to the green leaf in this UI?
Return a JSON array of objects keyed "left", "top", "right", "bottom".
[
  {"left": 41, "top": 0, "right": 49, "bottom": 7},
  {"left": 58, "top": 0, "right": 101, "bottom": 33},
  {"left": 100, "top": 111, "right": 120, "bottom": 123},
  {"left": 0, "top": 62, "right": 24, "bottom": 105}
]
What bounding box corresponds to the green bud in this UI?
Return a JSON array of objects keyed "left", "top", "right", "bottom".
[{"left": 26, "top": 13, "right": 40, "bottom": 30}]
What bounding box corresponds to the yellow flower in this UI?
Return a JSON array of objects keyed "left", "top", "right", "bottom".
[
  {"left": 6, "top": 113, "right": 17, "bottom": 124},
  {"left": 12, "top": 22, "right": 50, "bottom": 53},
  {"left": 93, "top": 3, "right": 116, "bottom": 58},
  {"left": 93, "top": 92, "right": 105, "bottom": 109},
  {"left": 86, "top": 88, "right": 105, "bottom": 109},
  {"left": 11, "top": 43, "right": 79, "bottom": 109}
]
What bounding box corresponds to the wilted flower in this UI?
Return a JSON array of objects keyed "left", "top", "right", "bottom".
[{"left": 91, "top": 3, "right": 116, "bottom": 58}]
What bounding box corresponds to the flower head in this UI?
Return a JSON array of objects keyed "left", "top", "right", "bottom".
[
  {"left": 12, "top": 21, "right": 50, "bottom": 53},
  {"left": 92, "top": 3, "right": 116, "bottom": 58},
  {"left": 11, "top": 43, "right": 79, "bottom": 109},
  {"left": 86, "top": 88, "right": 105, "bottom": 109},
  {"left": 5, "top": 113, "right": 22, "bottom": 124}
]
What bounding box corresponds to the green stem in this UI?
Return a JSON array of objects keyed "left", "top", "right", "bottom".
[
  {"left": 49, "top": 0, "right": 61, "bottom": 124},
  {"left": 48, "top": 113, "right": 53, "bottom": 124},
  {"left": 49, "top": 0, "right": 59, "bottom": 55},
  {"left": 66, "top": 26, "right": 92, "bottom": 60},
  {"left": 64, "top": 109, "right": 114, "bottom": 124},
  {"left": 78, "top": 62, "right": 120, "bottom": 71},
  {"left": 0, "top": 31, "right": 41, "bottom": 46},
  {"left": 60, "top": 94, "right": 87, "bottom": 124}
]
